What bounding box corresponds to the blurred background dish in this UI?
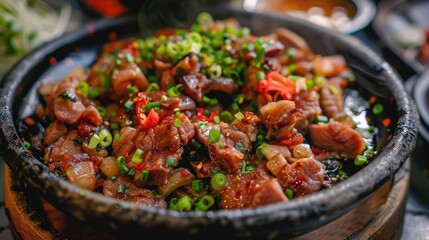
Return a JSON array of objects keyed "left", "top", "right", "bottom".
[
  {"left": 0, "top": 0, "right": 73, "bottom": 77},
  {"left": 242, "top": 0, "right": 376, "bottom": 34},
  {"left": 374, "top": 0, "right": 429, "bottom": 75}
]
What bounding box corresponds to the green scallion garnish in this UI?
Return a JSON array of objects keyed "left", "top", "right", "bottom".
[
  {"left": 88, "top": 134, "right": 100, "bottom": 149},
  {"left": 195, "top": 195, "right": 215, "bottom": 211},
  {"left": 372, "top": 103, "right": 384, "bottom": 115},
  {"left": 211, "top": 172, "right": 227, "bottom": 190},
  {"left": 98, "top": 129, "right": 112, "bottom": 147},
  {"left": 132, "top": 148, "right": 144, "bottom": 164},
  {"left": 209, "top": 129, "right": 221, "bottom": 143},
  {"left": 192, "top": 180, "right": 203, "bottom": 192},
  {"left": 140, "top": 170, "right": 149, "bottom": 182}
]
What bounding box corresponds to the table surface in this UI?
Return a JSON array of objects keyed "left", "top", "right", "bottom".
[{"left": 1, "top": 0, "right": 429, "bottom": 239}]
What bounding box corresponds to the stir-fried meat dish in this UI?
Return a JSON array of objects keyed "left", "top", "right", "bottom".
[{"left": 25, "top": 13, "right": 379, "bottom": 211}]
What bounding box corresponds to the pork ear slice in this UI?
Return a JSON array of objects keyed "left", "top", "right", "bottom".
[{"left": 308, "top": 121, "right": 365, "bottom": 159}]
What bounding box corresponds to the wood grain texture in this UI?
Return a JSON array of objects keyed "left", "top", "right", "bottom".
[{"left": 3, "top": 164, "right": 409, "bottom": 240}]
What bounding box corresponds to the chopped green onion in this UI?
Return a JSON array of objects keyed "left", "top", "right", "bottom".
[
  {"left": 169, "top": 198, "right": 179, "bottom": 210},
  {"left": 165, "top": 158, "right": 177, "bottom": 167},
  {"left": 231, "top": 102, "right": 241, "bottom": 113},
  {"left": 191, "top": 140, "right": 202, "bottom": 149},
  {"left": 124, "top": 100, "right": 134, "bottom": 112},
  {"left": 220, "top": 111, "right": 235, "bottom": 123},
  {"left": 96, "top": 106, "right": 106, "bottom": 117},
  {"left": 176, "top": 196, "right": 193, "bottom": 212},
  {"left": 98, "top": 129, "right": 113, "bottom": 147},
  {"left": 88, "top": 134, "right": 100, "bottom": 149},
  {"left": 166, "top": 43, "right": 179, "bottom": 59},
  {"left": 110, "top": 123, "right": 119, "bottom": 130},
  {"left": 144, "top": 102, "right": 160, "bottom": 112},
  {"left": 175, "top": 111, "right": 181, "bottom": 117},
  {"left": 88, "top": 87, "right": 100, "bottom": 98},
  {"left": 239, "top": 27, "right": 250, "bottom": 38},
  {"left": 192, "top": 180, "right": 203, "bottom": 192},
  {"left": 127, "top": 85, "right": 138, "bottom": 94},
  {"left": 234, "top": 112, "right": 244, "bottom": 121},
  {"left": 285, "top": 189, "right": 294, "bottom": 199},
  {"left": 306, "top": 80, "right": 315, "bottom": 89},
  {"left": 219, "top": 141, "right": 225, "bottom": 149},
  {"left": 110, "top": 176, "right": 117, "bottom": 181},
  {"left": 213, "top": 116, "right": 220, "bottom": 124},
  {"left": 167, "top": 86, "right": 180, "bottom": 97},
  {"left": 174, "top": 118, "right": 182, "bottom": 128},
  {"left": 76, "top": 82, "right": 89, "bottom": 95},
  {"left": 23, "top": 141, "right": 31, "bottom": 149},
  {"left": 117, "top": 183, "right": 126, "bottom": 194},
  {"left": 315, "top": 115, "right": 329, "bottom": 124},
  {"left": 125, "top": 53, "right": 134, "bottom": 62},
  {"left": 256, "top": 71, "right": 265, "bottom": 82},
  {"left": 114, "top": 133, "right": 120, "bottom": 141},
  {"left": 208, "top": 64, "right": 222, "bottom": 79},
  {"left": 132, "top": 148, "right": 144, "bottom": 164},
  {"left": 256, "top": 143, "right": 268, "bottom": 160},
  {"left": 140, "top": 170, "right": 149, "bottom": 182},
  {"left": 197, "top": 121, "right": 208, "bottom": 128},
  {"left": 195, "top": 195, "right": 215, "bottom": 211},
  {"left": 146, "top": 83, "right": 160, "bottom": 93},
  {"left": 156, "top": 45, "right": 166, "bottom": 56},
  {"left": 372, "top": 103, "right": 384, "bottom": 115},
  {"left": 116, "top": 156, "right": 129, "bottom": 175},
  {"left": 354, "top": 155, "right": 368, "bottom": 166},
  {"left": 211, "top": 173, "right": 227, "bottom": 190},
  {"left": 209, "top": 129, "right": 221, "bottom": 143}
]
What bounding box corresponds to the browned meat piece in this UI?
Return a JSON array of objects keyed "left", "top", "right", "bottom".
[
  {"left": 113, "top": 115, "right": 194, "bottom": 187},
  {"left": 112, "top": 126, "right": 138, "bottom": 158},
  {"left": 190, "top": 155, "right": 220, "bottom": 178},
  {"left": 112, "top": 62, "right": 149, "bottom": 96},
  {"left": 260, "top": 100, "right": 298, "bottom": 126},
  {"left": 80, "top": 105, "right": 103, "bottom": 126},
  {"left": 320, "top": 77, "right": 348, "bottom": 121},
  {"left": 171, "top": 53, "right": 199, "bottom": 76},
  {"left": 178, "top": 73, "right": 211, "bottom": 103},
  {"left": 178, "top": 73, "right": 237, "bottom": 104},
  {"left": 264, "top": 40, "right": 285, "bottom": 58},
  {"left": 248, "top": 179, "right": 288, "bottom": 207},
  {"left": 86, "top": 55, "right": 114, "bottom": 88},
  {"left": 230, "top": 113, "right": 260, "bottom": 142},
  {"left": 103, "top": 177, "right": 166, "bottom": 208},
  {"left": 245, "top": 66, "right": 260, "bottom": 91},
  {"left": 210, "top": 77, "right": 237, "bottom": 95},
  {"left": 160, "top": 70, "right": 174, "bottom": 89},
  {"left": 154, "top": 59, "right": 172, "bottom": 71},
  {"left": 177, "top": 113, "right": 195, "bottom": 145},
  {"left": 277, "top": 158, "right": 324, "bottom": 196},
  {"left": 313, "top": 55, "right": 347, "bottom": 77},
  {"left": 47, "top": 130, "right": 81, "bottom": 162},
  {"left": 66, "top": 161, "right": 96, "bottom": 190},
  {"left": 308, "top": 121, "right": 365, "bottom": 158},
  {"left": 274, "top": 28, "right": 311, "bottom": 54},
  {"left": 220, "top": 122, "right": 251, "bottom": 150},
  {"left": 77, "top": 121, "right": 98, "bottom": 138},
  {"left": 217, "top": 167, "right": 287, "bottom": 209},
  {"left": 260, "top": 100, "right": 302, "bottom": 142},
  {"left": 294, "top": 90, "right": 322, "bottom": 133},
  {"left": 44, "top": 120, "right": 67, "bottom": 145},
  {"left": 195, "top": 123, "right": 244, "bottom": 173}
]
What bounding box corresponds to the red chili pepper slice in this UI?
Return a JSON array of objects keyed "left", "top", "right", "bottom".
[
  {"left": 197, "top": 108, "right": 217, "bottom": 122},
  {"left": 135, "top": 161, "right": 147, "bottom": 171},
  {"left": 138, "top": 108, "right": 159, "bottom": 130},
  {"left": 180, "top": 169, "right": 190, "bottom": 177},
  {"left": 257, "top": 71, "right": 296, "bottom": 102}
]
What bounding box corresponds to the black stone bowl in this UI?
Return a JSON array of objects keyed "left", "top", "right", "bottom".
[{"left": 0, "top": 8, "right": 419, "bottom": 239}]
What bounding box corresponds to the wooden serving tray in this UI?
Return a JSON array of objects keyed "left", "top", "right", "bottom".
[{"left": 4, "top": 162, "right": 409, "bottom": 240}]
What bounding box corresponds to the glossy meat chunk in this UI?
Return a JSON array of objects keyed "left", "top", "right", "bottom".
[{"left": 308, "top": 121, "right": 365, "bottom": 158}]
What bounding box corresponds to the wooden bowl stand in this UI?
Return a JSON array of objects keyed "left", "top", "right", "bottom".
[{"left": 4, "top": 161, "right": 409, "bottom": 240}]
